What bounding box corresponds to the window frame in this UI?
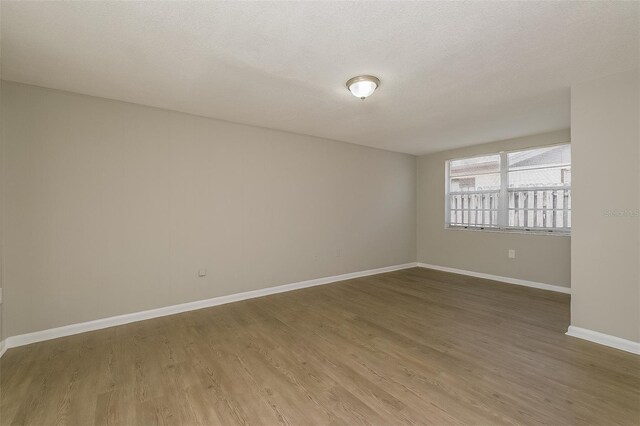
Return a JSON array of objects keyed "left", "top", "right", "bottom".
[{"left": 444, "top": 143, "right": 571, "bottom": 236}]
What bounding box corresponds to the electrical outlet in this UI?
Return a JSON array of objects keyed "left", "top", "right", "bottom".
[
  {"left": 198, "top": 269, "right": 207, "bottom": 277},
  {"left": 508, "top": 249, "right": 516, "bottom": 259}
]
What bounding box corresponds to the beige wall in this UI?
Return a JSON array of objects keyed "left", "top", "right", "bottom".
[
  {"left": 417, "top": 129, "right": 571, "bottom": 288},
  {"left": 571, "top": 69, "right": 639, "bottom": 342},
  {"left": 1, "top": 81, "right": 416, "bottom": 338}
]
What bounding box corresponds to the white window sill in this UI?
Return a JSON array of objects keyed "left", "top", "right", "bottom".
[{"left": 445, "top": 225, "right": 570, "bottom": 237}]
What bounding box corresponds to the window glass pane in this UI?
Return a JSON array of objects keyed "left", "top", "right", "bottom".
[
  {"left": 507, "top": 189, "right": 571, "bottom": 229},
  {"left": 508, "top": 145, "right": 570, "bottom": 171},
  {"left": 508, "top": 166, "right": 570, "bottom": 188},
  {"left": 450, "top": 173, "right": 501, "bottom": 191},
  {"left": 447, "top": 192, "right": 499, "bottom": 228},
  {"left": 449, "top": 155, "right": 500, "bottom": 177},
  {"left": 508, "top": 145, "right": 571, "bottom": 189}
]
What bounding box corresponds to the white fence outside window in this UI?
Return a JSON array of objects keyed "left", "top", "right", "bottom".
[{"left": 445, "top": 144, "right": 571, "bottom": 234}]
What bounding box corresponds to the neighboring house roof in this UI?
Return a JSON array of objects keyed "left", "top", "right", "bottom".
[{"left": 451, "top": 145, "right": 570, "bottom": 176}]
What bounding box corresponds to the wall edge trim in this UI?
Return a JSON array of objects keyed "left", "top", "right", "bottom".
[
  {"left": 0, "top": 262, "right": 418, "bottom": 356},
  {"left": 566, "top": 325, "right": 640, "bottom": 355},
  {"left": 416, "top": 262, "right": 571, "bottom": 294}
]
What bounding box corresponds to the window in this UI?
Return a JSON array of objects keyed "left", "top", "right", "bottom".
[
  {"left": 445, "top": 144, "right": 571, "bottom": 234},
  {"left": 447, "top": 154, "right": 501, "bottom": 228}
]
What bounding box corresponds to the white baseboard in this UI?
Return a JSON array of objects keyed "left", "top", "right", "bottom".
[
  {"left": 0, "top": 340, "right": 6, "bottom": 358},
  {"left": 1, "top": 262, "right": 418, "bottom": 356},
  {"left": 416, "top": 263, "right": 571, "bottom": 294},
  {"left": 566, "top": 326, "right": 640, "bottom": 355}
]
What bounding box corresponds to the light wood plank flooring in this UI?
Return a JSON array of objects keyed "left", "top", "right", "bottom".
[{"left": 1, "top": 267, "right": 639, "bottom": 425}]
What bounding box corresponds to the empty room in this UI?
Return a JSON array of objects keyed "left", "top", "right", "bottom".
[{"left": 0, "top": 1, "right": 639, "bottom": 425}]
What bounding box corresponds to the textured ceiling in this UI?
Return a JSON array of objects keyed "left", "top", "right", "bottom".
[{"left": 1, "top": 1, "right": 638, "bottom": 154}]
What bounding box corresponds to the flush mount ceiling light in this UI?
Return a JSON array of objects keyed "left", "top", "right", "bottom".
[{"left": 346, "top": 75, "right": 380, "bottom": 100}]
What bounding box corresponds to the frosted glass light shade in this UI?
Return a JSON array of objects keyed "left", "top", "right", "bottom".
[{"left": 346, "top": 75, "right": 380, "bottom": 99}]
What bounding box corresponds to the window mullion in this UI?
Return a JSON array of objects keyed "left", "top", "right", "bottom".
[{"left": 498, "top": 151, "right": 508, "bottom": 229}]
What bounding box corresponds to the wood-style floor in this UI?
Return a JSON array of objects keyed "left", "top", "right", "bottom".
[{"left": 1, "top": 267, "right": 639, "bottom": 425}]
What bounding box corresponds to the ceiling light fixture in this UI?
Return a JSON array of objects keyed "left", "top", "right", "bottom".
[{"left": 346, "top": 75, "right": 380, "bottom": 100}]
